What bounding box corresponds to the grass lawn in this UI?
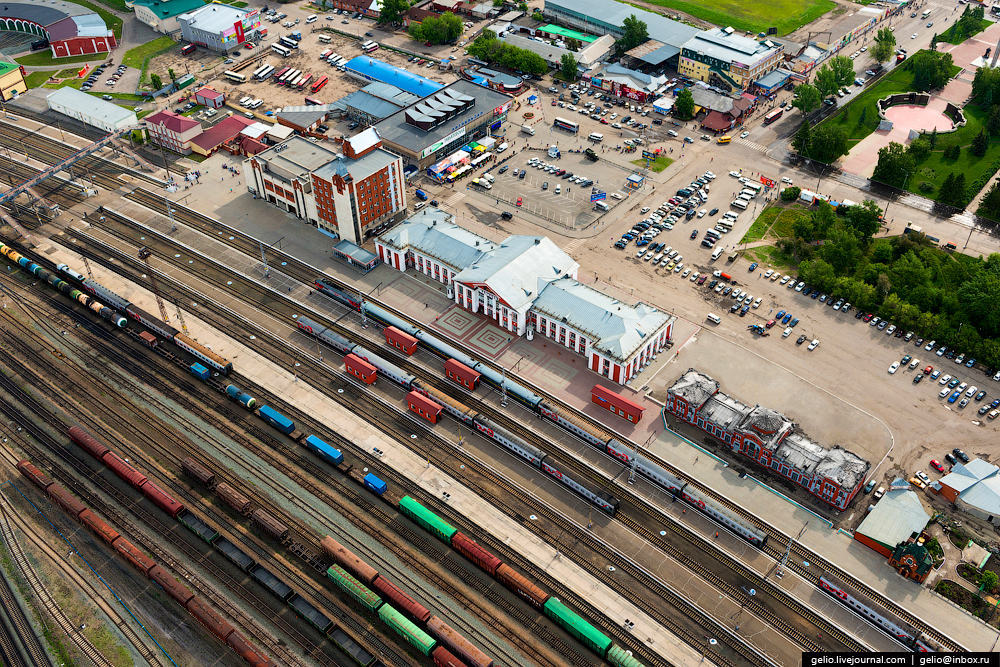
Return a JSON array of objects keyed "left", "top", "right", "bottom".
[
  {"left": 938, "top": 18, "right": 990, "bottom": 44},
  {"left": 638, "top": 0, "right": 835, "bottom": 35},
  {"left": 631, "top": 155, "right": 674, "bottom": 172},
  {"left": 741, "top": 211, "right": 773, "bottom": 243},
  {"left": 23, "top": 71, "right": 53, "bottom": 89},
  {"left": 85, "top": 91, "right": 145, "bottom": 102},
  {"left": 55, "top": 68, "right": 82, "bottom": 79},
  {"left": 89, "top": 0, "right": 129, "bottom": 11},
  {"left": 748, "top": 245, "right": 798, "bottom": 272},
  {"left": 44, "top": 77, "right": 85, "bottom": 90},
  {"left": 769, "top": 205, "right": 812, "bottom": 237},
  {"left": 16, "top": 52, "right": 102, "bottom": 67},
  {"left": 122, "top": 36, "right": 177, "bottom": 70}
]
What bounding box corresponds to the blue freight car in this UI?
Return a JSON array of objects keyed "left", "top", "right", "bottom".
[
  {"left": 364, "top": 473, "right": 387, "bottom": 495},
  {"left": 304, "top": 435, "right": 344, "bottom": 466},
  {"left": 258, "top": 405, "right": 295, "bottom": 434},
  {"left": 226, "top": 384, "right": 257, "bottom": 409},
  {"left": 191, "top": 363, "right": 210, "bottom": 380}
]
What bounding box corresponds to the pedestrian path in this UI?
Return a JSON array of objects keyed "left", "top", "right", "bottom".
[
  {"left": 562, "top": 237, "right": 587, "bottom": 254},
  {"left": 736, "top": 139, "right": 768, "bottom": 153},
  {"left": 440, "top": 191, "right": 465, "bottom": 208}
]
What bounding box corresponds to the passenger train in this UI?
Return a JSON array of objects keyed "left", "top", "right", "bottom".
[{"left": 818, "top": 577, "right": 942, "bottom": 651}]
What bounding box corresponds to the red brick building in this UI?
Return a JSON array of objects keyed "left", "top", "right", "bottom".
[{"left": 143, "top": 110, "right": 203, "bottom": 155}]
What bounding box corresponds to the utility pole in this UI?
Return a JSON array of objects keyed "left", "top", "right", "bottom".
[
  {"left": 81, "top": 256, "right": 94, "bottom": 280},
  {"left": 776, "top": 521, "right": 808, "bottom": 578},
  {"left": 137, "top": 247, "right": 171, "bottom": 324}
]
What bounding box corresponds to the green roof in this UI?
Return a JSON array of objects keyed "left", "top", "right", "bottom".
[
  {"left": 0, "top": 62, "right": 20, "bottom": 77},
  {"left": 131, "top": 0, "right": 206, "bottom": 20},
  {"left": 540, "top": 24, "right": 597, "bottom": 43}
]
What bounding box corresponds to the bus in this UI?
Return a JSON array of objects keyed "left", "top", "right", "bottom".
[
  {"left": 290, "top": 74, "right": 303, "bottom": 88},
  {"left": 271, "top": 43, "right": 291, "bottom": 57},
  {"left": 304, "top": 95, "right": 324, "bottom": 106},
  {"left": 279, "top": 37, "right": 298, "bottom": 50},
  {"left": 362, "top": 42, "right": 379, "bottom": 53},
  {"left": 310, "top": 76, "right": 329, "bottom": 93},
  {"left": 223, "top": 70, "right": 247, "bottom": 83},
  {"left": 553, "top": 117, "right": 579, "bottom": 134},
  {"left": 921, "top": 9, "right": 931, "bottom": 19},
  {"left": 296, "top": 74, "right": 313, "bottom": 90},
  {"left": 258, "top": 65, "right": 275, "bottom": 81},
  {"left": 181, "top": 43, "right": 196, "bottom": 55},
  {"left": 272, "top": 66, "right": 290, "bottom": 82},
  {"left": 278, "top": 68, "right": 297, "bottom": 85},
  {"left": 763, "top": 108, "right": 783, "bottom": 124},
  {"left": 318, "top": 34, "right": 331, "bottom": 43},
  {"left": 320, "top": 49, "right": 332, "bottom": 60},
  {"left": 333, "top": 56, "right": 348, "bottom": 67},
  {"left": 361, "top": 40, "right": 374, "bottom": 49},
  {"left": 252, "top": 64, "right": 269, "bottom": 79},
  {"left": 326, "top": 52, "right": 339, "bottom": 63}
]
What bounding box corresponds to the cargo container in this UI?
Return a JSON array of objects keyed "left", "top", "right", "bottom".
[
  {"left": 399, "top": 496, "right": 457, "bottom": 543},
  {"left": 226, "top": 384, "right": 257, "bottom": 409},
  {"left": 451, "top": 532, "right": 501, "bottom": 576},
  {"left": 191, "top": 362, "right": 210, "bottom": 380},
  {"left": 115, "top": 537, "right": 157, "bottom": 575},
  {"left": 215, "top": 537, "right": 256, "bottom": 571},
  {"left": 258, "top": 405, "right": 294, "bottom": 434},
  {"left": 385, "top": 326, "right": 418, "bottom": 354},
  {"left": 329, "top": 628, "right": 374, "bottom": 667},
  {"left": 252, "top": 508, "right": 289, "bottom": 541},
  {"left": 249, "top": 563, "right": 294, "bottom": 601},
  {"left": 102, "top": 452, "right": 148, "bottom": 489},
  {"left": 288, "top": 594, "right": 332, "bottom": 633},
  {"left": 304, "top": 434, "right": 344, "bottom": 466},
  {"left": 139, "top": 331, "right": 158, "bottom": 348},
  {"left": 178, "top": 509, "right": 220, "bottom": 544},
  {"left": 226, "top": 632, "right": 271, "bottom": 667},
  {"left": 79, "top": 510, "right": 121, "bottom": 547},
  {"left": 427, "top": 616, "right": 493, "bottom": 667},
  {"left": 364, "top": 473, "right": 387, "bottom": 495},
  {"left": 17, "top": 460, "right": 54, "bottom": 490},
  {"left": 327, "top": 565, "right": 383, "bottom": 612},
  {"left": 182, "top": 457, "right": 215, "bottom": 486},
  {"left": 321, "top": 535, "right": 378, "bottom": 584},
  {"left": 378, "top": 604, "right": 437, "bottom": 656},
  {"left": 216, "top": 482, "right": 252, "bottom": 514},
  {"left": 607, "top": 645, "right": 643, "bottom": 667},
  {"left": 46, "top": 485, "right": 88, "bottom": 518},
  {"left": 372, "top": 576, "right": 430, "bottom": 622},
  {"left": 542, "top": 598, "right": 611, "bottom": 655},
  {"left": 149, "top": 564, "right": 196, "bottom": 606}
]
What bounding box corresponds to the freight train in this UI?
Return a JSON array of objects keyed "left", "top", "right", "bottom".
[
  {"left": 301, "top": 290, "right": 767, "bottom": 546},
  {"left": 16, "top": 459, "right": 277, "bottom": 667}
]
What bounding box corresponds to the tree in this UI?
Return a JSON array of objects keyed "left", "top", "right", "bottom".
[
  {"left": 781, "top": 186, "right": 801, "bottom": 201},
  {"left": 560, "top": 52, "right": 577, "bottom": 80},
  {"left": 792, "top": 120, "right": 811, "bottom": 154},
  {"left": 813, "top": 200, "right": 837, "bottom": 237},
  {"left": 939, "top": 172, "right": 967, "bottom": 207},
  {"left": 930, "top": 33, "right": 938, "bottom": 52},
  {"left": 790, "top": 83, "right": 821, "bottom": 114},
  {"left": 845, "top": 199, "right": 883, "bottom": 239},
  {"left": 814, "top": 64, "right": 840, "bottom": 99},
  {"left": 168, "top": 68, "right": 176, "bottom": 82},
  {"left": 150, "top": 73, "right": 162, "bottom": 90},
  {"left": 799, "top": 258, "right": 838, "bottom": 291},
  {"left": 910, "top": 50, "right": 954, "bottom": 91},
  {"left": 379, "top": 0, "right": 410, "bottom": 24},
  {"left": 987, "top": 105, "right": 1000, "bottom": 136},
  {"left": 858, "top": 105, "right": 868, "bottom": 128},
  {"left": 982, "top": 571, "right": 999, "bottom": 595},
  {"left": 929, "top": 127, "right": 938, "bottom": 148},
  {"left": 674, "top": 87, "right": 695, "bottom": 119},
  {"left": 972, "top": 129, "right": 989, "bottom": 157},
  {"left": 821, "top": 228, "right": 863, "bottom": 274},
  {"left": 493, "top": 0, "right": 503, "bottom": 5},
  {"left": 620, "top": 14, "right": 648, "bottom": 52},
  {"left": 566, "top": 37, "right": 581, "bottom": 52},
  {"left": 872, "top": 141, "right": 915, "bottom": 188},
  {"left": 908, "top": 137, "right": 930, "bottom": 159},
  {"left": 809, "top": 123, "right": 850, "bottom": 163},
  {"left": 977, "top": 181, "right": 1000, "bottom": 220},
  {"left": 411, "top": 12, "right": 464, "bottom": 44},
  {"left": 792, "top": 212, "right": 814, "bottom": 240},
  {"left": 872, "top": 27, "right": 896, "bottom": 64},
  {"left": 517, "top": 1, "right": 527, "bottom": 11}
]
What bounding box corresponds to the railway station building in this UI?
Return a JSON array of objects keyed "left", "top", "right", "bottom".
[
  {"left": 375, "top": 211, "right": 675, "bottom": 385},
  {"left": 46, "top": 87, "right": 138, "bottom": 133},
  {"left": 666, "top": 369, "right": 869, "bottom": 509},
  {"left": 143, "top": 109, "right": 203, "bottom": 155}
]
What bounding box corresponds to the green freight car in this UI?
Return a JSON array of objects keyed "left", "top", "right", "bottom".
[
  {"left": 398, "top": 496, "right": 457, "bottom": 543},
  {"left": 543, "top": 598, "right": 612, "bottom": 656},
  {"left": 327, "top": 565, "right": 383, "bottom": 613},
  {"left": 377, "top": 604, "right": 437, "bottom": 656},
  {"left": 607, "top": 645, "right": 643, "bottom": 667}
]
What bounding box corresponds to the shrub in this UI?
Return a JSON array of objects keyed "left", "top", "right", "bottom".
[
  {"left": 781, "top": 186, "right": 801, "bottom": 201},
  {"left": 919, "top": 181, "right": 935, "bottom": 192}
]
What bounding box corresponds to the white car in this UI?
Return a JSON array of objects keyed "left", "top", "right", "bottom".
[
  {"left": 911, "top": 33, "right": 918, "bottom": 38},
  {"left": 752, "top": 297, "right": 762, "bottom": 309},
  {"left": 795, "top": 282, "right": 805, "bottom": 292},
  {"left": 939, "top": 387, "right": 951, "bottom": 398},
  {"left": 888, "top": 362, "right": 900, "bottom": 374},
  {"left": 681, "top": 268, "right": 691, "bottom": 278},
  {"left": 740, "top": 131, "right": 750, "bottom": 139},
  {"left": 612, "top": 123, "right": 622, "bottom": 129},
  {"left": 939, "top": 374, "right": 952, "bottom": 385},
  {"left": 770, "top": 272, "right": 781, "bottom": 281},
  {"left": 636, "top": 249, "right": 646, "bottom": 258},
  {"left": 697, "top": 209, "right": 706, "bottom": 218},
  {"left": 780, "top": 275, "right": 791, "bottom": 285},
  {"left": 689, "top": 271, "right": 699, "bottom": 282},
  {"left": 781, "top": 177, "right": 793, "bottom": 184},
  {"left": 641, "top": 207, "right": 650, "bottom": 213},
  {"left": 807, "top": 339, "right": 820, "bottom": 350},
  {"left": 704, "top": 171, "right": 716, "bottom": 179},
  {"left": 763, "top": 268, "right": 773, "bottom": 278},
  {"left": 729, "top": 171, "right": 741, "bottom": 178},
  {"left": 782, "top": 327, "right": 793, "bottom": 338}
]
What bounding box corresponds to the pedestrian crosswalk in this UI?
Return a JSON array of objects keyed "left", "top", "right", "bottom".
[
  {"left": 562, "top": 238, "right": 587, "bottom": 254},
  {"left": 736, "top": 138, "right": 769, "bottom": 153},
  {"left": 440, "top": 192, "right": 465, "bottom": 208}
]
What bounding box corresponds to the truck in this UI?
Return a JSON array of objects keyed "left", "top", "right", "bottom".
[
  {"left": 713, "top": 270, "right": 733, "bottom": 281},
  {"left": 584, "top": 147, "right": 599, "bottom": 161},
  {"left": 521, "top": 124, "right": 535, "bottom": 135},
  {"left": 471, "top": 178, "right": 492, "bottom": 190},
  {"left": 547, "top": 144, "right": 560, "bottom": 158},
  {"left": 728, "top": 250, "right": 739, "bottom": 262}
]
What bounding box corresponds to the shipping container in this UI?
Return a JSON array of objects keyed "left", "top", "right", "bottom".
[
  {"left": 252, "top": 508, "right": 289, "bottom": 541},
  {"left": 288, "top": 593, "right": 333, "bottom": 633},
  {"left": 182, "top": 457, "right": 215, "bottom": 486},
  {"left": 495, "top": 564, "right": 549, "bottom": 609},
  {"left": 79, "top": 510, "right": 122, "bottom": 547},
  {"left": 378, "top": 604, "right": 437, "bottom": 656},
  {"left": 249, "top": 563, "right": 294, "bottom": 601},
  {"left": 451, "top": 532, "right": 501, "bottom": 576},
  {"left": 187, "top": 597, "right": 236, "bottom": 642},
  {"left": 327, "top": 565, "right": 383, "bottom": 612},
  {"left": 69, "top": 425, "right": 110, "bottom": 459},
  {"left": 216, "top": 482, "right": 252, "bottom": 514},
  {"left": 427, "top": 616, "right": 493, "bottom": 667},
  {"left": 141, "top": 479, "right": 185, "bottom": 517},
  {"left": 372, "top": 576, "right": 430, "bottom": 623},
  {"left": 364, "top": 473, "right": 386, "bottom": 495},
  {"left": 102, "top": 451, "right": 148, "bottom": 489},
  {"left": 46, "top": 484, "right": 88, "bottom": 519},
  {"left": 321, "top": 535, "right": 378, "bottom": 584},
  {"left": 399, "top": 496, "right": 457, "bottom": 543},
  {"left": 304, "top": 434, "right": 344, "bottom": 466},
  {"left": 215, "top": 536, "right": 256, "bottom": 571},
  {"left": 329, "top": 628, "right": 374, "bottom": 667},
  {"left": 139, "top": 332, "right": 158, "bottom": 348},
  {"left": 178, "top": 509, "right": 220, "bottom": 544},
  {"left": 542, "top": 598, "right": 611, "bottom": 655},
  {"left": 258, "top": 405, "right": 295, "bottom": 434},
  {"left": 114, "top": 537, "right": 157, "bottom": 576},
  {"left": 226, "top": 384, "right": 257, "bottom": 409},
  {"left": 149, "top": 564, "right": 196, "bottom": 606}
]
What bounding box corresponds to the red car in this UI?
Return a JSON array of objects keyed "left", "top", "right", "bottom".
[
  {"left": 244, "top": 43, "right": 254, "bottom": 49},
  {"left": 924, "top": 365, "right": 933, "bottom": 374},
  {"left": 765, "top": 319, "right": 776, "bottom": 328},
  {"left": 551, "top": 99, "right": 557, "bottom": 105},
  {"left": 930, "top": 459, "right": 944, "bottom": 473},
  {"left": 516, "top": 197, "right": 522, "bottom": 207},
  {"left": 600, "top": 118, "right": 609, "bottom": 124}
]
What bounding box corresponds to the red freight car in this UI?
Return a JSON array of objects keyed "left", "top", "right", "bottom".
[
  {"left": 141, "top": 480, "right": 185, "bottom": 518},
  {"left": 149, "top": 565, "right": 195, "bottom": 606},
  {"left": 216, "top": 482, "right": 252, "bottom": 514},
  {"left": 114, "top": 538, "right": 157, "bottom": 576},
  {"left": 46, "top": 484, "right": 88, "bottom": 519},
  {"left": 495, "top": 564, "right": 549, "bottom": 609},
  {"left": 372, "top": 576, "right": 430, "bottom": 623},
  {"left": 407, "top": 390, "right": 443, "bottom": 424},
  {"left": 79, "top": 510, "right": 122, "bottom": 547},
  {"left": 139, "top": 332, "right": 158, "bottom": 348},
  {"left": 450, "top": 533, "right": 501, "bottom": 577},
  {"left": 428, "top": 616, "right": 493, "bottom": 667},
  {"left": 226, "top": 631, "right": 275, "bottom": 667},
  {"left": 385, "top": 326, "right": 418, "bottom": 355},
  {"left": 345, "top": 353, "right": 377, "bottom": 384},
  {"left": 68, "top": 425, "right": 110, "bottom": 459},
  {"left": 432, "top": 646, "right": 467, "bottom": 667},
  {"left": 182, "top": 457, "right": 215, "bottom": 487},
  {"left": 186, "top": 598, "right": 235, "bottom": 643},
  {"left": 17, "top": 460, "right": 54, "bottom": 491},
  {"left": 251, "top": 509, "right": 288, "bottom": 541},
  {"left": 321, "top": 535, "right": 378, "bottom": 585},
  {"left": 444, "top": 359, "right": 480, "bottom": 390},
  {"left": 102, "top": 452, "right": 148, "bottom": 489}
]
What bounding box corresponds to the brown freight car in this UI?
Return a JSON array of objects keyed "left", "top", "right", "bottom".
[
  {"left": 427, "top": 616, "right": 493, "bottom": 667},
  {"left": 371, "top": 576, "right": 430, "bottom": 623},
  {"left": 79, "top": 510, "right": 122, "bottom": 548},
  {"left": 432, "top": 645, "right": 467, "bottom": 667},
  {"left": 17, "top": 460, "right": 54, "bottom": 491},
  {"left": 46, "top": 484, "right": 88, "bottom": 519},
  {"left": 451, "top": 533, "right": 501, "bottom": 577},
  {"left": 251, "top": 509, "right": 288, "bottom": 541},
  {"left": 102, "top": 452, "right": 148, "bottom": 489},
  {"left": 69, "top": 425, "right": 110, "bottom": 460},
  {"left": 114, "top": 538, "right": 157, "bottom": 576},
  {"left": 140, "top": 480, "right": 185, "bottom": 518},
  {"left": 216, "top": 482, "right": 252, "bottom": 514},
  {"left": 186, "top": 597, "right": 235, "bottom": 643},
  {"left": 182, "top": 457, "right": 215, "bottom": 487},
  {"left": 321, "top": 535, "right": 378, "bottom": 585},
  {"left": 226, "top": 631, "right": 276, "bottom": 667},
  {"left": 495, "top": 564, "right": 549, "bottom": 609},
  {"left": 149, "top": 565, "right": 195, "bottom": 606}
]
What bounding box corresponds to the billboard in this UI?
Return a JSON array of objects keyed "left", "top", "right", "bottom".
[
  {"left": 420, "top": 127, "right": 466, "bottom": 159},
  {"left": 590, "top": 190, "right": 606, "bottom": 202},
  {"left": 221, "top": 9, "right": 261, "bottom": 44},
  {"left": 642, "top": 149, "right": 658, "bottom": 160}
]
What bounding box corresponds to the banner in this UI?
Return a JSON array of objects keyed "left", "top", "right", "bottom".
[
  {"left": 78, "top": 63, "right": 90, "bottom": 78},
  {"left": 642, "top": 150, "right": 657, "bottom": 160},
  {"left": 590, "top": 190, "right": 606, "bottom": 202}
]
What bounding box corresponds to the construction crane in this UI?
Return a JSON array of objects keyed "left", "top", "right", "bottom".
[{"left": 137, "top": 246, "right": 171, "bottom": 325}]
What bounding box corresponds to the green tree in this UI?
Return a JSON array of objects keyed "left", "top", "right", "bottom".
[
  {"left": 379, "top": 0, "right": 410, "bottom": 24},
  {"left": 619, "top": 14, "right": 648, "bottom": 52},
  {"left": 674, "top": 87, "right": 695, "bottom": 119},
  {"left": 984, "top": 570, "right": 1000, "bottom": 596},
  {"left": 977, "top": 180, "right": 1000, "bottom": 220},
  {"left": 872, "top": 27, "right": 896, "bottom": 64},
  {"left": 560, "top": 52, "right": 577, "bottom": 80},
  {"left": 872, "top": 141, "right": 916, "bottom": 188},
  {"left": 493, "top": 0, "right": 503, "bottom": 5},
  {"left": 792, "top": 120, "right": 811, "bottom": 154},
  {"left": 845, "top": 199, "right": 883, "bottom": 239},
  {"left": 858, "top": 105, "right": 868, "bottom": 128},
  {"left": 150, "top": 73, "right": 162, "bottom": 90},
  {"left": 799, "top": 258, "right": 838, "bottom": 291},
  {"left": 972, "top": 129, "right": 989, "bottom": 157},
  {"left": 930, "top": 32, "right": 938, "bottom": 51},
  {"left": 411, "top": 12, "right": 463, "bottom": 44},
  {"left": 517, "top": 1, "right": 527, "bottom": 10},
  {"left": 870, "top": 239, "right": 893, "bottom": 264},
  {"left": 781, "top": 186, "right": 802, "bottom": 201},
  {"left": 821, "top": 228, "right": 863, "bottom": 274},
  {"left": 814, "top": 64, "right": 840, "bottom": 99},
  {"left": 929, "top": 127, "right": 938, "bottom": 148},
  {"left": 939, "top": 172, "right": 967, "bottom": 207},
  {"left": 566, "top": 37, "right": 581, "bottom": 52},
  {"left": 792, "top": 212, "right": 814, "bottom": 240},
  {"left": 987, "top": 105, "right": 1000, "bottom": 136},
  {"left": 168, "top": 68, "right": 176, "bottom": 82},
  {"left": 790, "top": 83, "right": 821, "bottom": 114},
  {"left": 809, "top": 123, "right": 850, "bottom": 162},
  {"left": 908, "top": 137, "right": 930, "bottom": 159},
  {"left": 813, "top": 200, "right": 837, "bottom": 237}
]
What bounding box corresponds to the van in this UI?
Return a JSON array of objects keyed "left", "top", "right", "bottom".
[
  {"left": 588, "top": 132, "right": 604, "bottom": 142},
  {"left": 723, "top": 211, "right": 739, "bottom": 222},
  {"left": 711, "top": 247, "right": 724, "bottom": 260},
  {"left": 496, "top": 142, "right": 509, "bottom": 153},
  {"left": 594, "top": 201, "right": 609, "bottom": 211},
  {"left": 414, "top": 189, "right": 428, "bottom": 201},
  {"left": 740, "top": 189, "right": 757, "bottom": 199},
  {"left": 744, "top": 182, "right": 763, "bottom": 193},
  {"left": 521, "top": 124, "right": 535, "bottom": 135},
  {"left": 482, "top": 172, "right": 495, "bottom": 184},
  {"left": 717, "top": 136, "right": 731, "bottom": 144},
  {"left": 737, "top": 194, "right": 753, "bottom": 203},
  {"left": 731, "top": 200, "right": 748, "bottom": 210},
  {"left": 413, "top": 202, "right": 425, "bottom": 211},
  {"left": 707, "top": 313, "right": 721, "bottom": 324},
  {"left": 239, "top": 96, "right": 251, "bottom": 106},
  {"left": 306, "top": 14, "right": 317, "bottom": 22}
]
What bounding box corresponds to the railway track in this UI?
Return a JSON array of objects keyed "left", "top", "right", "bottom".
[{"left": 117, "top": 187, "right": 962, "bottom": 652}]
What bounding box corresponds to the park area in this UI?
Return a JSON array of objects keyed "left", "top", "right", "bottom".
[{"left": 642, "top": 0, "right": 835, "bottom": 35}]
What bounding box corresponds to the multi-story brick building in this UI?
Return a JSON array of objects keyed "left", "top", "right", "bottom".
[
  {"left": 666, "top": 369, "right": 868, "bottom": 509},
  {"left": 245, "top": 129, "right": 407, "bottom": 244},
  {"left": 679, "top": 28, "right": 784, "bottom": 92},
  {"left": 143, "top": 110, "right": 203, "bottom": 155}
]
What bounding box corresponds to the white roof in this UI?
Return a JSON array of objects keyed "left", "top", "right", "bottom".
[
  {"left": 45, "top": 87, "right": 137, "bottom": 128},
  {"left": 456, "top": 236, "right": 578, "bottom": 311},
  {"left": 856, "top": 483, "right": 930, "bottom": 547},
  {"left": 178, "top": 3, "right": 251, "bottom": 32},
  {"left": 241, "top": 122, "right": 270, "bottom": 140},
  {"left": 379, "top": 210, "right": 497, "bottom": 270},
  {"left": 348, "top": 127, "right": 381, "bottom": 155}
]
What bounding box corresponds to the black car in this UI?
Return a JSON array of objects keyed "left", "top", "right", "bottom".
[
  {"left": 701, "top": 239, "right": 715, "bottom": 248},
  {"left": 691, "top": 229, "right": 699, "bottom": 239},
  {"left": 317, "top": 124, "right": 329, "bottom": 133},
  {"left": 518, "top": 171, "right": 526, "bottom": 180},
  {"left": 913, "top": 374, "right": 924, "bottom": 384},
  {"left": 796, "top": 335, "right": 807, "bottom": 344},
  {"left": 348, "top": 121, "right": 359, "bottom": 130},
  {"left": 365, "top": 31, "right": 373, "bottom": 36},
  {"left": 945, "top": 453, "right": 957, "bottom": 465},
  {"left": 708, "top": 208, "right": 719, "bottom": 216},
  {"left": 855, "top": 309, "right": 864, "bottom": 319},
  {"left": 430, "top": 200, "right": 439, "bottom": 206},
  {"left": 408, "top": 56, "right": 415, "bottom": 61},
  {"left": 953, "top": 448, "right": 970, "bottom": 463},
  {"left": 498, "top": 165, "right": 509, "bottom": 174}
]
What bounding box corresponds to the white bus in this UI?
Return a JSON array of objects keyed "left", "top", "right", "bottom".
[
  {"left": 362, "top": 42, "right": 379, "bottom": 53},
  {"left": 260, "top": 65, "right": 275, "bottom": 80},
  {"left": 716, "top": 219, "right": 733, "bottom": 231},
  {"left": 326, "top": 52, "right": 339, "bottom": 63},
  {"left": 334, "top": 56, "right": 348, "bottom": 67},
  {"left": 271, "top": 43, "right": 291, "bottom": 57},
  {"left": 744, "top": 181, "right": 762, "bottom": 193},
  {"left": 223, "top": 70, "right": 247, "bottom": 83},
  {"left": 587, "top": 132, "right": 604, "bottom": 142},
  {"left": 361, "top": 40, "right": 374, "bottom": 49},
  {"left": 318, "top": 35, "right": 331, "bottom": 44},
  {"left": 252, "top": 63, "right": 269, "bottom": 78},
  {"left": 731, "top": 199, "right": 748, "bottom": 210},
  {"left": 279, "top": 68, "right": 299, "bottom": 85}
]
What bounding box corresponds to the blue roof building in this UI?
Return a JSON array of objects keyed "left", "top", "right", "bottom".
[{"left": 343, "top": 57, "right": 444, "bottom": 97}]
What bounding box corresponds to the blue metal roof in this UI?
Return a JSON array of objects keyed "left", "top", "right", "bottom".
[{"left": 343, "top": 57, "right": 444, "bottom": 97}]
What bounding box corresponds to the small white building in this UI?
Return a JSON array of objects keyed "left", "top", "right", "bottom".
[{"left": 46, "top": 87, "right": 137, "bottom": 133}]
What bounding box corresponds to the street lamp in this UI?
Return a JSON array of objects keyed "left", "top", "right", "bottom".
[
  {"left": 734, "top": 587, "right": 756, "bottom": 630},
  {"left": 883, "top": 169, "right": 909, "bottom": 229}
]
